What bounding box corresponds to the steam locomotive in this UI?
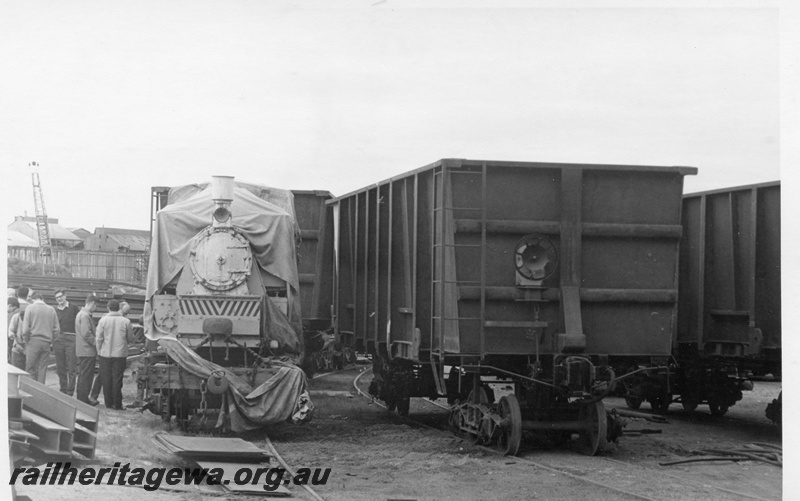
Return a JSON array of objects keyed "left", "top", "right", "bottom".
[{"left": 140, "top": 176, "right": 316, "bottom": 431}]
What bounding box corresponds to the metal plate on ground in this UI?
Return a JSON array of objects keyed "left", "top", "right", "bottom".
[{"left": 153, "top": 433, "right": 272, "bottom": 461}]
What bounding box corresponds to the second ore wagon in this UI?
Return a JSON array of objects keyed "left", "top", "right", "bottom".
[{"left": 328, "top": 158, "right": 696, "bottom": 455}]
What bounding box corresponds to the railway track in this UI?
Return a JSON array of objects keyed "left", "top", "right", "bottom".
[{"left": 348, "top": 367, "right": 779, "bottom": 501}]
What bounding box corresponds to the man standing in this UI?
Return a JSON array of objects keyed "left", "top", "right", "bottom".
[
  {"left": 8, "top": 293, "right": 17, "bottom": 362},
  {"left": 22, "top": 292, "right": 60, "bottom": 383},
  {"left": 54, "top": 290, "right": 81, "bottom": 395},
  {"left": 75, "top": 294, "right": 99, "bottom": 406},
  {"left": 96, "top": 299, "right": 132, "bottom": 410},
  {"left": 8, "top": 298, "right": 23, "bottom": 368},
  {"left": 16, "top": 286, "right": 31, "bottom": 314}
]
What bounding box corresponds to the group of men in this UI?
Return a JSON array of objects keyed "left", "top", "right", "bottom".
[{"left": 7, "top": 286, "right": 134, "bottom": 410}]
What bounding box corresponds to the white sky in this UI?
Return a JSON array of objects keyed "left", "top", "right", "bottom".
[{"left": 0, "top": 1, "right": 789, "bottom": 232}]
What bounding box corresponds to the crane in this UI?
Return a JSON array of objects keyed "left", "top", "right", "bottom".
[{"left": 30, "top": 162, "right": 56, "bottom": 275}]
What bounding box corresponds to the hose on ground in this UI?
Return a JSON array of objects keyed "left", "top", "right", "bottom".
[{"left": 660, "top": 443, "right": 782, "bottom": 467}]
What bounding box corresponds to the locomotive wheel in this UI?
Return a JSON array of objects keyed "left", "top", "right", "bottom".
[
  {"left": 709, "top": 402, "right": 729, "bottom": 416},
  {"left": 577, "top": 401, "right": 608, "bottom": 456},
  {"left": 496, "top": 395, "right": 522, "bottom": 456},
  {"left": 625, "top": 396, "right": 643, "bottom": 410}
]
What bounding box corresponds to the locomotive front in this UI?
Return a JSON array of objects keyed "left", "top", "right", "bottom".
[{"left": 142, "top": 176, "right": 312, "bottom": 430}]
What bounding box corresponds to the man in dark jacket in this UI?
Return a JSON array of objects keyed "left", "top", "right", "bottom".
[
  {"left": 54, "top": 290, "right": 81, "bottom": 395},
  {"left": 75, "top": 294, "right": 99, "bottom": 405}
]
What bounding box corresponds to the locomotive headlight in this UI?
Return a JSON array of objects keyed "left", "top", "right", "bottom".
[{"left": 213, "top": 206, "right": 232, "bottom": 223}]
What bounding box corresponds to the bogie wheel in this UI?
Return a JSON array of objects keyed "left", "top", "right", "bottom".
[
  {"left": 625, "top": 396, "right": 643, "bottom": 410},
  {"left": 468, "top": 387, "right": 489, "bottom": 405},
  {"left": 467, "top": 387, "right": 489, "bottom": 444},
  {"left": 577, "top": 401, "right": 608, "bottom": 456},
  {"left": 709, "top": 402, "right": 729, "bottom": 416},
  {"left": 496, "top": 395, "right": 522, "bottom": 456}
]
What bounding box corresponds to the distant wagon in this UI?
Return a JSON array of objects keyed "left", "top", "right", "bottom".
[{"left": 674, "top": 181, "right": 780, "bottom": 418}]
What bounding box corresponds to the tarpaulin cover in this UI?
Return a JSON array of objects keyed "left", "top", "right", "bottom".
[
  {"left": 144, "top": 182, "right": 302, "bottom": 341},
  {"left": 159, "top": 339, "right": 313, "bottom": 431},
  {"left": 168, "top": 180, "right": 298, "bottom": 228},
  {"left": 142, "top": 180, "right": 313, "bottom": 430}
]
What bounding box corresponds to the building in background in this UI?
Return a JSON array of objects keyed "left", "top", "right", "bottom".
[
  {"left": 7, "top": 218, "right": 150, "bottom": 285},
  {"left": 8, "top": 216, "right": 82, "bottom": 249},
  {"left": 68, "top": 228, "right": 92, "bottom": 242},
  {"left": 82, "top": 227, "right": 150, "bottom": 253},
  {"left": 7, "top": 230, "right": 39, "bottom": 249}
]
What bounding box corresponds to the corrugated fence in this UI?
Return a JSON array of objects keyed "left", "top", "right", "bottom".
[{"left": 8, "top": 247, "right": 148, "bottom": 285}]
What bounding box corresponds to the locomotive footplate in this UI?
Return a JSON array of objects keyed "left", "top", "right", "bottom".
[
  {"left": 144, "top": 362, "right": 278, "bottom": 390},
  {"left": 142, "top": 359, "right": 284, "bottom": 429}
]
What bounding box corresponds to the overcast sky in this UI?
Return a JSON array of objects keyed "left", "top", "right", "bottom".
[{"left": 0, "top": 1, "right": 790, "bottom": 232}]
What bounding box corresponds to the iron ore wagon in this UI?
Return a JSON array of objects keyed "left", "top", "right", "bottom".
[
  {"left": 675, "top": 181, "right": 780, "bottom": 419},
  {"left": 327, "top": 158, "right": 696, "bottom": 455}
]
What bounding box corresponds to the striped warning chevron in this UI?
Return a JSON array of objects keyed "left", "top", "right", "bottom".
[{"left": 180, "top": 297, "right": 261, "bottom": 317}]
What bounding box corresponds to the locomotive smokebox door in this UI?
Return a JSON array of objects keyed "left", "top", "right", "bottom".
[{"left": 189, "top": 227, "right": 252, "bottom": 295}]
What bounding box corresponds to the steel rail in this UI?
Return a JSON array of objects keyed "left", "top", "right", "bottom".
[
  {"left": 311, "top": 370, "right": 339, "bottom": 380},
  {"left": 602, "top": 456, "right": 776, "bottom": 501},
  {"left": 353, "top": 367, "right": 776, "bottom": 501},
  {"left": 262, "top": 434, "right": 325, "bottom": 501},
  {"left": 351, "top": 368, "right": 658, "bottom": 501}
]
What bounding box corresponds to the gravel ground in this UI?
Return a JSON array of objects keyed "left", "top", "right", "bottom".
[{"left": 10, "top": 364, "right": 783, "bottom": 501}]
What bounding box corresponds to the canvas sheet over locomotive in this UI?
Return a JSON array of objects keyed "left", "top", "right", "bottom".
[{"left": 142, "top": 177, "right": 313, "bottom": 432}]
